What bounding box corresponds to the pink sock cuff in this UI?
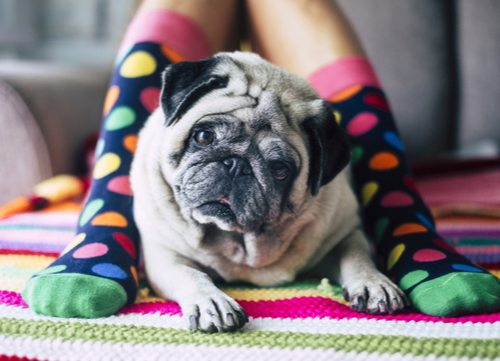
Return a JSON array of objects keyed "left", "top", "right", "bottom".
[
  {"left": 117, "top": 9, "right": 211, "bottom": 62},
  {"left": 308, "top": 56, "right": 381, "bottom": 100}
]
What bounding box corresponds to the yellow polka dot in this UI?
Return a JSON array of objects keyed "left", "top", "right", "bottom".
[
  {"left": 120, "top": 51, "right": 157, "bottom": 78},
  {"left": 60, "top": 233, "right": 86, "bottom": 256},
  {"left": 93, "top": 153, "right": 121, "bottom": 179},
  {"left": 333, "top": 110, "right": 342, "bottom": 124},
  {"left": 387, "top": 244, "right": 405, "bottom": 270},
  {"left": 361, "top": 182, "right": 378, "bottom": 206}
]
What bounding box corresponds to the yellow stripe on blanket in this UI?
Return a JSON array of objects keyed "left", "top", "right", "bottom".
[
  {"left": 0, "top": 255, "right": 56, "bottom": 270},
  {"left": 134, "top": 286, "right": 348, "bottom": 305},
  {"left": 0, "top": 275, "right": 31, "bottom": 293}
]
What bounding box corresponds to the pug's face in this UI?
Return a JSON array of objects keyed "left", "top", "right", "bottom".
[{"left": 158, "top": 52, "right": 351, "bottom": 234}]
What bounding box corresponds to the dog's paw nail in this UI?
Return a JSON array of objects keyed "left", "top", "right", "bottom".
[
  {"left": 342, "top": 287, "right": 350, "bottom": 301},
  {"left": 204, "top": 322, "right": 218, "bottom": 333},
  {"left": 226, "top": 313, "right": 235, "bottom": 326},
  {"left": 357, "top": 296, "right": 365, "bottom": 312},
  {"left": 235, "top": 309, "right": 248, "bottom": 325},
  {"left": 189, "top": 315, "right": 198, "bottom": 331},
  {"left": 389, "top": 298, "right": 401, "bottom": 314},
  {"left": 378, "top": 300, "right": 387, "bottom": 313}
]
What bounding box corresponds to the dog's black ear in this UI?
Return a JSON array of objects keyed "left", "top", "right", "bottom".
[
  {"left": 302, "top": 107, "right": 351, "bottom": 196},
  {"left": 161, "top": 58, "right": 229, "bottom": 126}
]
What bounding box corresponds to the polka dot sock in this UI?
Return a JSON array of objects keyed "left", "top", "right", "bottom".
[
  {"left": 22, "top": 10, "right": 211, "bottom": 318},
  {"left": 309, "top": 57, "right": 500, "bottom": 317}
]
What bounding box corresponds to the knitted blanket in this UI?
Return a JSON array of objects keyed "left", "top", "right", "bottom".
[{"left": 1, "top": 200, "right": 500, "bottom": 360}]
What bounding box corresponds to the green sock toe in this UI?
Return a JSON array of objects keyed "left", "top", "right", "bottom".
[
  {"left": 409, "top": 272, "right": 500, "bottom": 317},
  {"left": 22, "top": 273, "right": 127, "bottom": 318}
]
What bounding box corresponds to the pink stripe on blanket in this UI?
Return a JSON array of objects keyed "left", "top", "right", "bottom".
[
  {"left": 0, "top": 291, "right": 28, "bottom": 308},
  {"left": 3, "top": 292, "right": 500, "bottom": 324},
  {"left": 119, "top": 300, "right": 181, "bottom": 316},
  {"left": 118, "top": 297, "right": 500, "bottom": 324}
]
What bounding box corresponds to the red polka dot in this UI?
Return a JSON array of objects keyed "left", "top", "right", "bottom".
[
  {"left": 364, "top": 94, "right": 390, "bottom": 111},
  {"left": 404, "top": 176, "right": 420, "bottom": 195},
  {"left": 381, "top": 191, "right": 414, "bottom": 207},
  {"left": 433, "top": 239, "right": 457, "bottom": 253},
  {"left": 140, "top": 87, "right": 161, "bottom": 113},
  {"left": 73, "top": 243, "right": 108, "bottom": 259},
  {"left": 413, "top": 249, "right": 446, "bottom": 262},
  {"left": 107, "top": 176, "right": 133, "bottom": 196},
  {"left": 347, "top": 112, "right": 378, "bottom": 136},
  {"left": 113, "top": 232, "right": 137, "bottom": 259}
]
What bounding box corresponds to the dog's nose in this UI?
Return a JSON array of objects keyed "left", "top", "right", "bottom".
[{"left": 222, "top": 157, "right": 253, "bottom": 178}]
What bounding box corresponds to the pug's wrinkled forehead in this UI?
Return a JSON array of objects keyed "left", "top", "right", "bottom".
[{"left": 160, "top": 52, "right": 327, "bottom": 155}]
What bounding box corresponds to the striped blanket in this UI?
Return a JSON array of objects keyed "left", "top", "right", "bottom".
[{"left": 1, "top": 173, "right": 500, "bottom": 360}]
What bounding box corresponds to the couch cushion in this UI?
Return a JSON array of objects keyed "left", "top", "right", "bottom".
[{"left": 0, "top": 80, "right": 52, "bottom": 205}]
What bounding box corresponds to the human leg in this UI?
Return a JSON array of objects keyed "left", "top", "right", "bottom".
[
  {"left": 246, "top": 0, "right": 500, "bottom": 316},
  {"left": 22, "top": 0, "right": 237, "bottom": 318}
]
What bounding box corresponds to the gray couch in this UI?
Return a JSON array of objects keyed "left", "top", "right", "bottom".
[{"left": 1, "top": 0, "right": 500, "bottom": 205}]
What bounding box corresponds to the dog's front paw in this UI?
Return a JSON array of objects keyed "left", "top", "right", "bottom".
[
  {"left": 343, "top": 272, "right": 410, "bottom": 314},
  {"left": 182, "top": 289, "right": 248, "bottom": 333}
]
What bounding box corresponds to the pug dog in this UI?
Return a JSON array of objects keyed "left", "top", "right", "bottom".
[{"left": 130, "top": 52, "right": 407, "bottom": 333}]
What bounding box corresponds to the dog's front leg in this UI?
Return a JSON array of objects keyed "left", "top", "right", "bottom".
[
  {"left": 143, "top": 245, "right": 248, "bottom": 332},
  {"left": 319, "top": 228, "right": 409, "bottom": 314}
]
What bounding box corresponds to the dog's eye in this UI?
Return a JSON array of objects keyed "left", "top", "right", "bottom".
[
  {"left": 271, "top": 162, "right": 290, "bottom": 180},
  {"left": 195, "top": 131, "right": 214, "bottom": 146}
]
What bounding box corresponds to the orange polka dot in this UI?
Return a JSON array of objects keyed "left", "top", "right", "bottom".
[
  {"left": 160, "top": 44, "right": 188, "bottom": 63},
  {"left": 123, "top": 134, "right": 138, "bottom": 153},
  {"left": 369, "top": 152, "right": 399, "bottom": 170},
  {"left": 91, "top": 212, "right": 128, "bottom": 227},
  {"left": 393, "top": 223, "right": 427, "bottom": 236},
  {"left": 103, "top": 86, "right": 120, "bottom": 116},
  {"left": 131, "top": 266, "right": 138, "bottom": 286},
  {"left": 328, "top": 84, "right": 363, "bottom": 103}
]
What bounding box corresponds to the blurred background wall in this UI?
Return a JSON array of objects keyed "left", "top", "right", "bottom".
[{"left": 0, "top": 0, "right": 138, "bottom": 68}]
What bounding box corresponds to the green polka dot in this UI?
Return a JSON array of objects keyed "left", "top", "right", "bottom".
[
  {"left": 79, "top": 198, "right": 104, "bottom": 227},
  {"left": 36, "top": 265, "right": 67, "bottom": 276},
  {"left": 375, "top": 217, "right": 389, "bottom": 243},
  {"left": 400, "top": 270, "right": 429, "bottom": 290},
  {"left": 105, "top": 106, "right": 136, "bottom": 131},
  {"left": 351, "top": 146, "right": 364, "bottom": 165}
]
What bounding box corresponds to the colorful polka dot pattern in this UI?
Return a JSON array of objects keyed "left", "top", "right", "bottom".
[
  {"left": 27, "top": 41, "right": 177, "bottom": 312},
  {"left": 328, "top": 84, "right": 499, "bottom": 310}
]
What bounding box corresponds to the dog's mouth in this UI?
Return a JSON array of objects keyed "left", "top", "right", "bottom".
[{"left": 195, "top": 197, "right": 236, "bottom": 225}]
